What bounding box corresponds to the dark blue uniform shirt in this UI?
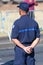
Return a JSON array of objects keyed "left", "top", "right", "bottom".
[{"left": 11, "top": 15, "right": 40, "bottom": 43}]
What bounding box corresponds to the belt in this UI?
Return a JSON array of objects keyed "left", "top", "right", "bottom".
[
  {"left": 22, "top": 42, "right": 32, "bottom": 46},
  {"left": 22, "top": 42, "right": 32, "bottom": 44}
]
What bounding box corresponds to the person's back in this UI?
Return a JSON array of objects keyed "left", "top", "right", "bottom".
[{"left": 14, "top": 15, "right": 39, "bottom": 43}]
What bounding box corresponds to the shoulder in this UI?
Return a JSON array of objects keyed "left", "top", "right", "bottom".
[
  {"left": 12, "top": 19, "right": 20, "bottom": 29},
  {"left": 13, "top": 19, "right": 20, "bottom": 25},
  {"left": 33, "top": 19, "right": 39, "bottom": 28},
  {"left": 31, "top": 19, "right": 38, "bottom": 25},
  {"left": 34, "top": 20, "right": 38, "bottom": 26}
]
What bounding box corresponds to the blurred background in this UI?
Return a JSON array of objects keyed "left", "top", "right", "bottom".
[{"left": 0, "top": 0, "right": 43, "bottom": 65}]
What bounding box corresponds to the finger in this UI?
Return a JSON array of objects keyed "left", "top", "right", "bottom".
[
  {"left": 26, "top": 50, "right": 32, "bottom": 54},
  {"left": 25, "top": 50, "right": 30, "bottom": 54}
]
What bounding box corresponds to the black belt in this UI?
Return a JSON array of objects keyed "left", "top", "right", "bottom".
[{"left": 22, "top": 42, "right": 32, "bottom": 44}]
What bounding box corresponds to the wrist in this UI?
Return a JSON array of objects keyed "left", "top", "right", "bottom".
[
  {"left": 30, "top": 45, "right": 34, "bottom": 49},
  {"left": 22, "top": 46, "right": 26, "bottom": 50}
]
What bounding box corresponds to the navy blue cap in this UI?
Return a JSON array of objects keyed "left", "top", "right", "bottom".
[{"left": 17, "top": 2, "right": 29, "bottom": 12}]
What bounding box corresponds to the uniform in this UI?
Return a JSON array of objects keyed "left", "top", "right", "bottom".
[{"left": 11, "top": 2, "right": 40, "bottom": 65}]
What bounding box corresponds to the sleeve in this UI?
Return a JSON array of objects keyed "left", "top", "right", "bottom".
[
  {"left": 29, "top": 3, "right": 35, "bottom": 7},
  {"left": 11, "top": 22, "right": 19, "bottom": 39},
  {"left": 35, "top": 23, "right": 40, "bottom": 38}
]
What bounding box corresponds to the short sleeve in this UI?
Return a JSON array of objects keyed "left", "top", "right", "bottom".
[
  {"left": 11, "top": 22, "right": 19, "bottom": 39},
  {"left": 35, "top": 23, "right": 40, "bottom": 38}
]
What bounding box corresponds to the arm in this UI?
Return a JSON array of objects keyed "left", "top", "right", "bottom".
[
  {"left": 29, "top": 2, "right": 38, "bottom": 7},
  {"left": 11, "top": 22, "right": 25, "bottom": 49},
  {"left": 30, "top": 38, "right": 40, "bottom": 48},
  {"left": 12, "top": 39, "right": 30, "bottom": 54},
  {"left": 26, "top": 23, "right": 40, "bottom": 53},
  {"left": 29, "top": 3, "right": 35, "bottom": 7},
  {"left": 11, "top": 22, "right": 29, "bottom": 54},
  {"left": 12, "top": 39, "right": 25, "bottom": 49},
  {"left": 26, "top": 38, "right": 40, "bottom": 54}
]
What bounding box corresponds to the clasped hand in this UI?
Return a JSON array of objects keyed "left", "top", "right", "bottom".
[{"left": 23, "top": 46, "right": 32, "bottom": 54}]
